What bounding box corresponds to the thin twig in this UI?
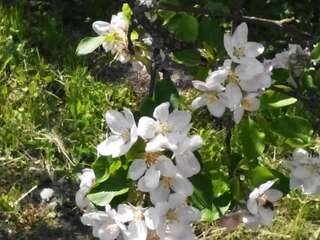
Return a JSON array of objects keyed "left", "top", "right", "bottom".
[{"left": 14, "top": 185, "right": 38, "bottom": 205}]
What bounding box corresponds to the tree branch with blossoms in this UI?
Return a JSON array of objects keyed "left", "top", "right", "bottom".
[{"left": 74, "top": 0, "right": 320, "bottom": 239}]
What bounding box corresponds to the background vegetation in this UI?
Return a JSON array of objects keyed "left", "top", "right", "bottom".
[{"left": 0, "top": 0, "right": 319, "bottom": 239}]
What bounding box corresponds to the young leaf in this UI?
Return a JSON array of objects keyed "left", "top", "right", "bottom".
[
  {"left": 239, "top": 118, "right": 265, "bottom": 160},
  {"left": 311, "top": 42, "right": 320, "bottom": 63},
  {"left": 268, "top": 97, "right": 297, "bottom": 108},
  {"left": 167, "top": 14, "right": 199, "bottom": 42},
  {"left": 76, "top": 36, "right": 105, "bottom": 55},
  {"left": 122, "top": 3, "right": 132, "bottom": 21},
  {"left": 172, "top": 49, "right": 201, "bottom": 66}
]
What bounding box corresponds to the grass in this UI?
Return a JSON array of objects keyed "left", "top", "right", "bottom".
[{"left": 0, "top": 1, "right": 320, "bottom": 240}]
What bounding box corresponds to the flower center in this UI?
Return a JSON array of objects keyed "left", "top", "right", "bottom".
[
  {"left": 166, "top": 209, "right": 177, "bottom": 222},
  {"left": 240, "top": 98, "right": 251, "bottom": 110},
  {"left": 227, "top": 71, "right": 240, "bottom": 85},
  {"left": 133, "top": 209, "right": 144, "bottom": 221},
  {"left": 147, "top": 231, "right": 160, "bottom": 240},
  {"left": 145, "top": 152, "right": 160, "bottom": 167},
  {"left": 106, "top": 223, "right": 119, "bottom": 234},
  {"left": 206, "top": 92, "right": 218, "bottom": 103},
  {"left": 233, "top": 47, "right": 245, "bottom": 59},
  {"left": 157, "top": 122, "right": 170, "bottom": 135},
  {"left": 257, "top": 194, "right": 274, "bottom": 210},
  {"left": 121, "top": 129, "right": 130, "bottom": 142},
  {"left": 160, "top": 176, "right": 175, "bottom": 188}
]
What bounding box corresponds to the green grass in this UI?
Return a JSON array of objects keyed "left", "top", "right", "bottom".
[{"left": 1, "top": 2, "right": 320, "bottom": 240}]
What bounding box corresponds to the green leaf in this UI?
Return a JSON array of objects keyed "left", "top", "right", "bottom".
[
  {"left": 172, "top": 49, "right": 201, "bottom": 66},
  {"left": 239, "top": 118, "right": 265, "bottom": 159},
  {"left": 311, "top": 43, "right": 320, "bottom": 63},
  {"left": 272, "top": 68, "right": 289, "bottom": 84},
  {"left": 268, "top": 97, "right": 297, "bottom": 108},
  {"left": 198, "top": 17, "right": 222, "bottom": 48},
  {"left": 271, "top": 115, "right": 313, "bottom": 146},
  {"left": 122, "top": 3, "right": 132, "bottom": 21},
  {"left": 167, "top": 14, "right": 199, "bottom": 42},
  {"left": 139, "top": 96, "right": 157, "bottom": 117},
  {"left": 212, "top": 179, "right": 229, "bottom": 198},
  {"left": 88, "top": 168, "right": 129, "bottom": 206},
  {"left": 76, "top": 36, "right": 105, "bottom": 55},
  {"left": 248, "top": 166, "right": 275, "bottom": 187},
  {"left": 154, "top": 77, "right": 179, "bottom": 107},
  {"left": 87, "top": 188, "right": 129, "bottom": 207}
]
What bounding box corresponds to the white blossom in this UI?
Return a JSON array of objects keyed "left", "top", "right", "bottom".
[
  {"left": 97, "top": 108, "right": 138, "bottom": 158},
  {"left": 287, "top": 148, "right": 320, "bottom": 195},
  {"left": 40, "top": 188, "right": 54, "bottom": 202},
  {"left": 191, "top": 75, "right": 226, "bottom": 118},
  {"left": 92, "top": 12, "right": 130, "bottom": 63},
  {"left": 244, "top": 180, "right": 283, "bottom": 228},
  {"left": 144, "top": 194, "right": 200, "bottom": 239},
  {"left": 224, "top": 22, "right": 264, "bottom": 64},
  {"left": 81, "top": 205, "right": 125, "bottom": 240},
  {"left": 75, "top": 168, "right": 96, "bottom": 210},
  {"left": 173, "top": 135, "right": 203, "bottom": 178},
  {"left": 138, "top": 0, "right": 156, "bottom": 8},
  {"left": 129, "top": 154, "right": 177, "bottom": 193},
  {"left": 137, "top": 102, "right": 191, "bottom": 152}
]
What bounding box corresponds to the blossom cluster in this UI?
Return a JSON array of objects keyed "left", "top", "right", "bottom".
[
  {"left": 92, "top": 11, "right": 130, "bottom": 63},
  {"left": 191, "top": 22, "right": 272, "bottom": 123},
  {"left": 287, "top": 148, "right": 320, "bottom": 195},
  {"left": 242, "top": 180, "right": 283, "bottom": 229},
  {"left": 77, "top": 102, "right": 202, "bottom": 240}
]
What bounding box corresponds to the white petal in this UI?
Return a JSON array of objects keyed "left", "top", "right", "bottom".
[
  {"left": 232, "top": 22, "right": 248, "bottom": 47},
  {"left": 122, "top": 108, "right": 136, "bottom": 127},
  {"left": 258, "top": 180, "right": 276, "bottom": 194},
  {"left": 97, "top": 135, "right": 124, "bottom": 156},
  {"left": 233, "top": 107, "right": 244, "bottom": 124},
  {"left": 302, "top": 177, "right": 319, "bottom": 195},
  {"left": 137, "top": 117, "right": 157, "bottom": 139},
  {"left": 293, "top": 148, "right": 309, "bottom": 162},
  {"left": 191, "top": 95, "right": 206, "bottom": 110},
  {"left": 92, "top": 21, "right": 111, "bottom": 35},
  {"left": 292, "top": 166, "right": 311, "bottom": 179},
  {"left": 175, "top": 152, "right": 201, "bottom": 177},
  {"left": 98, "top": 222, "right": 121, "bottom": 240},
  {"left": 168, "top": 111, "right": 191, "bottom": 132},
  {"left": 244, "top": 96, "right": 260, "bottom": 111},
  {"left": 156, "top": 155, "right": 177, "bottom": 177},
  {"left": 222, "top": 84, "right": 242, "bottom": 110},
  {"left": 207, "top": 100, "right": 226, "bottom": 117},
  {"left": 106, "top": 110, "right": 130, "bottom": 134},
  {"left": 144, "top": 208, "right": 160, "bottom": 230},
  {"left": 129, "top": 159, "right": 147, "bottom": 180},
  {"left": 264, "top": 189, "right": 283, "bottom": 202},
  {"left": 150, "top": 185, "right": 170, "bottom": 204},
  {"left": 125, "top": 221, "right": 148, "bottom": 240},
  {"left": 192, "top": 80, "right": 208, "bottom": 91},
  {"left": 145, "top": 134, "right": 168, "bottom": 152},
  {"left": 137, "top": 176, "right": 152, "bottom": 192},
  {"left": 189, "top": 135, "right": 203, "bottom": 151},
  {"left": 244, "top": 42, "right": 264, "bottom": 57},
  {"left": 247, "top": 197, "right": 258, "bottom": 215},
  {"left": 117, "top": 204, "right": 134, "bottom": 223},
  {"left": 168, "top": 193, "right": 186, "bottom": 208},
  {"left": 144, "top": 166, "right": 161, "bottom": 190},
  {"left": 177, "top": 206, "right": 201, "bottom": 224},
  {"left": 258, "top": 207, "right": 274, "bottom": 226},
  {"left": 172, "top": 175, "right": 193, "bottom": 197},
  {"left": 223, "top": 34, "right": 234, "bottom": 60},
  {"left": 153, "top": 102, "right": 170, "bottom": 122}
]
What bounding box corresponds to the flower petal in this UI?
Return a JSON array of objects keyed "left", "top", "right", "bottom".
[
  {"left": 92, "top": 21, "right": 111, "bottom": 35},
  {"left": 137, "top": 117, "right": 157, "bottom": 139},
  {"left": 264, "top": 189, "right": 283, "bottom": 202},
  {"left": 244, "top": 42, "right": 264, "bottom": 57},
  {"left": 150, "top": 185, "right": 170, "bottom": 204},
  {"left": 128, "top": 159, "right": 147, "bottom": 180},
  {"left": 153, "top": 102, "right": 170, "bottom": 122},
  {"left": 192, "top": 80, "right": 208, "bottom": 91},
  {"left": 144, "top": 166, "right": 161, "bottom": 190},
  {"left": 207, "top": 100, "right": 226, "bottom": 117},
  {"left": 191, "top": 95, "right": 207, "bottom": 110},
  {"left": 172, "top": 175, "right": 193, "bottom": 197}
]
